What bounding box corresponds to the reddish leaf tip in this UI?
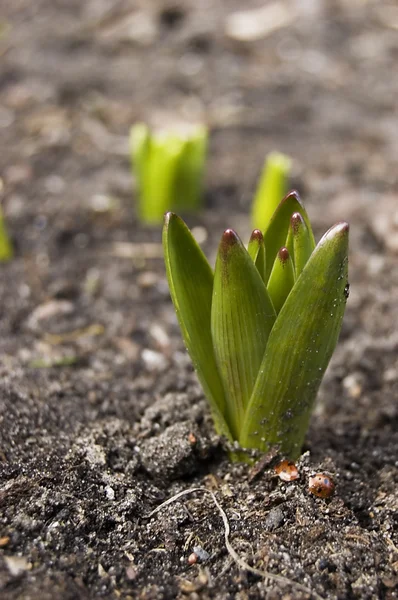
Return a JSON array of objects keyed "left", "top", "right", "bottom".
[
  {"left": 249, "top": 229, "right": 264, "bottom": 242},
  {"left": 278, "top": 246, "right": 290, "bottom": 264},
  {"left": 290, "top": 212, "right": 305, "bottom": 234},
  {"left": 222, "top": 229, "right": 240, "bottom": 245},
  {"left": 219, "top": 229, "right": 241, "bottom": 261}
]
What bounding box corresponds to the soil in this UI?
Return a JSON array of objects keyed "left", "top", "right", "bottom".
[{"left": 0, "top": 1, "right": 397, "bottom": 599}]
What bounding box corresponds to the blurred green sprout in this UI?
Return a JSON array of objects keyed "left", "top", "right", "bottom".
[
  {"left": 163, "top": 191, "right": 349, "bottom": 459},
  {"left": 130, "top": 123, "right": 208, "bottom": 224},
  {"left": 251, "top": 151, "right": 291, "bottom": 232},
  {"left": 0, "top": 206, "right": 13, "bottom": 262}
]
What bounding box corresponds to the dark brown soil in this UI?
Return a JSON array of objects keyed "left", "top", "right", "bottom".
[{"left": 0, "top": 1, "right": 397, "bottom": 599}]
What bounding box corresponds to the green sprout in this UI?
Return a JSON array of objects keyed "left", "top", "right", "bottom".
[
  {"left": 130, "top": 123, "right": 208, "bottom": 224},
  {"left": 0, "top": 206, "right": 13, "bottom": 262},
  {"left": 251, "top": 151, "right": 291, "bottom": 232},
  {"left": 163, "top": 191, "right": 349, "bottom": 459}
]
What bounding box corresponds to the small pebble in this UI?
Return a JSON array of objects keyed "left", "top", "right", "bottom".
[
  {"left": 141, "top": 349, "right": 168, "bottom": 371},
  {"left": 187, "top": 432, "right": 197, "bottom": 445},
  {"left": 342, "top": 373, "right": 363, "bottom": 399},
  {"left": 308, "top": 473, "right": 335, "bottom": 498},
  {"left": 264, "top": 507, "right": 284, "bottom": 531},
  {"left": 105, "top": 486, "right": 115, "bottom": 501},
  {"left": 4, "top": 556, "right": 30, "bottom": 576},
  {"left": 225, "top": 2, "right": 294, "bottom": 42},
  {"left": 193, "top": 545, "right": 210, "bottom": 562},
  {"left": 274, "top": 459, "right": 299, "bottom": 482}
]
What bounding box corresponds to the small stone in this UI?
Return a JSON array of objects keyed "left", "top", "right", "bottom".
[
  {"left": 383, "top": 368, "right": 398, "bottom": 383},
  {"left": 225, "top": 2, "right": 294, "bottom": 42},
  {"left": 342, "top": 373, "right": 363, "bottom": 399},
  {"left": 137, "top": 271, "right": 159, "bottom": 288},
  {"left": 188, "top": 432, "right": 197, "bottom": 445},
  {"left": 4, "top": 556, "right": 31, "bottom": 576},
  {"left": 114, "top": 338, "right": 139, "bottom": 361},
  {"left": 264, "top": 507, "right": 284, "bottom": 531},
  {"left": 141, "top": 349, "right": 168, "bottom": 372},
  {"left": 126, "top": 564, "right": 138, "bottom": 580},
  {"left": 149, "top": 324, "right": 170, "bottom": 349},
  {"left": 105, "top": 486, "right": 115, "bottom": 501},
  {"left": 274, "top": 459, "right": 299, "bottom": 482},
  {"left": 308, "top": 473, "right": 335, "bottom": 499},
  {"left": 89, "top": 194, "right": 118, "bottom": 213},
  {"left": 193, "top": 545, "right": 210, "bottom": 562}
]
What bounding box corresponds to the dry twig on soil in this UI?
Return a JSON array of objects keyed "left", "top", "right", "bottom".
[{"left": 146, "top": 486, "right": 324, "bottom": 599}]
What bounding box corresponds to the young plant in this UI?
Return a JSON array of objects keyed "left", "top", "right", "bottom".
[
  {"left": 251, "top": 151, "right": 291, "bottom": 232},
  {"left": 130, "top": 123, "right": 208, "bottom": 224},
  {"left": 0, "top": 206, "right": 13, "bottom": 262},
  {"left": 163, "top": 191, "right": 349, "bottom": 459}
]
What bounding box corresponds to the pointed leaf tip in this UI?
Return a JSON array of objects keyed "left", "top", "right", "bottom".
[
  {"left": 290, "top": 212, "right": 305, "bottom": 234},
  {"left": 250, "top": 229, "right": 264, "bottom": 242},
  {"left": 267, "top": 245, "right": 295, "bottom": 313},
  {"left": 164, "top": 211, "right": 175, "bottom": 225},
  {"left": 319, "top": 221, "right": 349, "bottom": 245},
  {"left": 248, "top": 229, "right": 266, "bottom": 282},
  {"left": 286, "top": 189, "right": 300, "bottom": 199},
  {"left": 278, "top": 247, "right": 290, "bottom": 263},
  {"left": 263, "top": 188, "right": 315, "bottom": 282},
  {"left": 289, "top": 211, "right": 314, "bottom": 279},
  {"left": 221, "top": 229, "right": 240, "bottom": 249},
  {"left": 334, "top": 221, "right": 349, "bottom": 235}
]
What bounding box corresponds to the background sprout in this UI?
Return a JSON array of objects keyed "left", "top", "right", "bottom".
[
  {"left": 0, "top": 206, "right": 13, "bottom": 262},
  {"left": 163, "top": 191, "right": 349, "bottom": 460},
  {"left": 130, "top": 123, "right": 208, "bottom": 225},
  {"left": 251, "top": 151, "right": 291, "bottom": 232}
]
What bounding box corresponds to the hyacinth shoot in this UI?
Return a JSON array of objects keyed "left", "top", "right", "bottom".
[
  {"left": 163, "top": 191, "right": 349, "bottom": 459},
  {"left": 130, "top": 123, "right": 208, "bottom": 224}
]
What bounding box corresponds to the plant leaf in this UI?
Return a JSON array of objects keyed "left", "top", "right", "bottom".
[
  {"left": 267, "top": 247, "right": 295, "bottom": 314},
  {"left": 263, "top": 190, "right": 315, "bottom": 282},
  {"left": 0, "top": 207, "right": 13, "bottom": 262},
  {"left": 145, "top": 137, "right": 183, "bottom": 223},
  {"left": 211, "top": 229, "right": 276, "bottom": 439},
  {"left": 240, "top": 222, "right": 349, "bottom": 459},
  {"left": 290, "top": 212, "right": 313, "bottom": 278},
  {"left": 129, "top": 123, "right": 154, "bottom": 221},
  {"left": 251, "top": 152, "right": 291, "bottom": 231},
  {"left": 131, "top": 125, "right": 183, "bottom": 224},
  {"left": 247, "top": 229, "right": 266, "bottom": 281},
  {"left": 163, "top": 213, "right": 232, "bottom": 439},
  {"left": 130, "top": 123, "right": 149, "bottom": 177},
  {"left": 173, "top": 126, "right": 208, "bottom": 212}
]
